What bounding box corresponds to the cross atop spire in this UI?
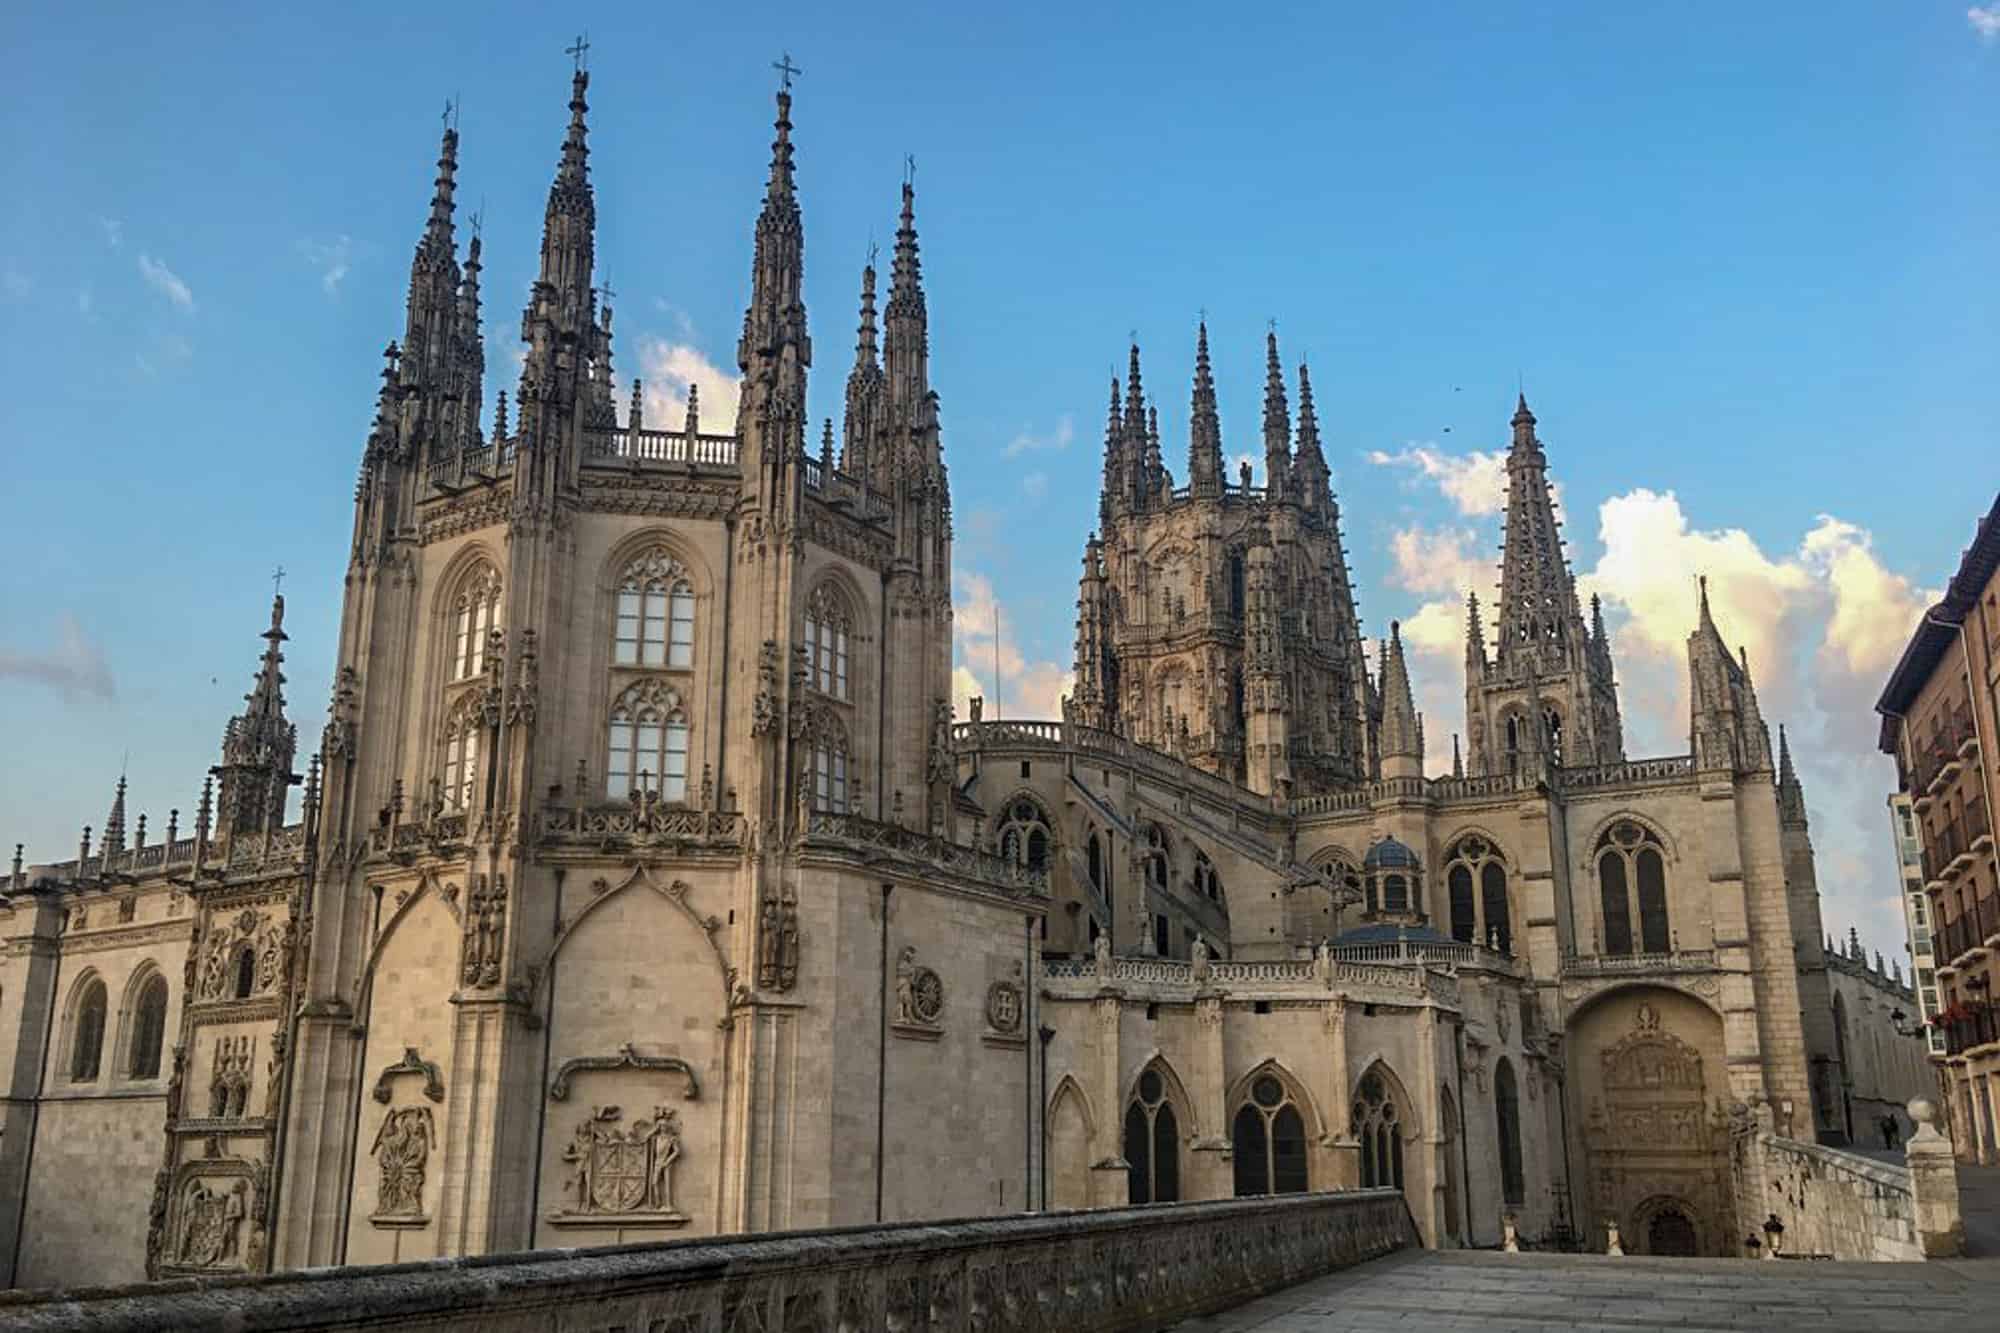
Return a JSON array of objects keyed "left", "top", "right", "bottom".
[
  {"left": 773, "top": 51, "right": 802, "bottom": 91},
  {"left": 567, "top": 33, "right": 591, "bottom": 73}
]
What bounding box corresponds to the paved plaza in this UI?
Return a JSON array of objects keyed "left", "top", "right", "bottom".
[{"left": 1179, "top": 1247, "right": 1999, "bottom": 1332}]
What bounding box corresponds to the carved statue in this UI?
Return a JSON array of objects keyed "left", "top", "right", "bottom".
[
  {"left": 926, "top": 699, "right": 953, "bottom": 787},
  {"left": 895, "top": 946, "right": 920, "bottom": 1024},
  {"left": 370, "top": 1105, "right": 436, "bottom": 1217},
  {"left": 751, "top": 641, "right": 780, "bottom": 736},
  {"left": 221, "top": 1181, "right": 246, "bottom": 1260},
  {"left": 176, "top": 1179, "right": 245, "bottom": 1268},
  {"left": 1093, "top": 931, "right": 1112, "bottom": 979},
  {"left": 758, "top": 899, "right": 781, "bottom": 990},
  {"left": 1190, "top": 934, "right": 1211, "bottom": 982},
  {"left": 462, "top": 875, "right": 507, "bottom": 987},
  {"left": 1314, "top": 937, "right": 1332, "bottom": 984},
  {"left": 778, "top": 904, "right": 799, "bottom": 990}
]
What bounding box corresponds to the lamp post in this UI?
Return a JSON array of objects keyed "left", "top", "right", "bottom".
[{"left": 1761, "top": 1212, "right": 1785, "bottom": 1260}]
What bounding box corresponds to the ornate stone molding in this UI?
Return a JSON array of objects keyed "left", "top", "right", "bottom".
[
  {"left": 548, "top": 1042, "right": 700, "bottom": 1102},
  {"left": 372, "top": 1047, "right": 446, "bottom": 1105}
]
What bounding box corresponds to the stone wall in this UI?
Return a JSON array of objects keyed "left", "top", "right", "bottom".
[
  {"left": 0, "top": 1188, "right": 1417, "bottom": 1332},
  {"left": 1729, "top": 1100, "right": 1962, "bottom": 1261}
]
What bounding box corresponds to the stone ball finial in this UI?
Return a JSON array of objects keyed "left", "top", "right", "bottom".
[{"left": 1908, "top": 1097, "right": 1942, "bottom": 1141}]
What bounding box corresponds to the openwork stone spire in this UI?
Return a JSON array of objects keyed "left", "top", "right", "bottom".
[
  {"left": 215, "top": 593, "right": 299, "bottom": 838},
  {"left": 100, "top": 774, "right": 128, "bottom": 857},
  {"left": 1293, "top": 361, "right": 1331, "bottom": 509},
  {"left": 883, "top": 180, "right": 927, "bottom": 417},
  {"left": 1188, "top": 321, "right": 1223, "bottom": 494},
  {"left": 1777, "top": 723, "right": 1808, "bottom": 826},
  {"left": 843, "top": 260, "right": 883, "bottom": 477},
  {"left": 1379, "top": 622, "right": 1422, "bottom": 768},
  {"left": 1494, "top": 394, "right": 1584, "bottom": 672},
  {"left": 1261, "top": 331, "right": 1290, "bottom": 494}
]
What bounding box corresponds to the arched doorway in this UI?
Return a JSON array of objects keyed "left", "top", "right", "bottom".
[{"left": 1647, "top": 1207, "right": 1698, "bottom": 1256}]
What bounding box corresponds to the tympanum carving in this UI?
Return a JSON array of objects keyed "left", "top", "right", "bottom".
[{"left": 549, "top": 1104, "right": 687, "bottom": 1227}]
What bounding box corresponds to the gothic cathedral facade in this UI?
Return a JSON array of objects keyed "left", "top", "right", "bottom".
[{"left": 0, "top": 69, "right": 1846, "bottom": 1285}]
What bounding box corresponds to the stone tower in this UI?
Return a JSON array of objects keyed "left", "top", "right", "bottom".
[
  {"left": 1464, "top": 395, "right": 1622, "bottom": 777},
  {"left": 1068, "top": 328, "right": 1371, "bottom": 795}
]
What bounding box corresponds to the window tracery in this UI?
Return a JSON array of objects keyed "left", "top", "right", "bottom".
[
  {"left": 809, "top": 711, "right": 851, "bottom": 813},
  {"left": 1192, "top": 851, "right": 1224, "bottom": 905},
  {"left": 1596, "top": 820, "right": 1669, "bottom": 955},
  {"left": 1233, "top": 1071, "right": 1308, "bottom": 1197},
  {"left": 803, "top": 584, "right": 851, "bottom": 699},
  {"left": 440, "top": 693, "right": 483, "bottom": 810},
  {"left": 450, "top": 564, "right": 503, "bottom": 680},
  {"left": 607, "top": 678, "right": 691, "bottom": 802},
  {"left": 1444, "top": 835, "right": 1511, "bottom": 953},
  {"left": 996, "top": 796, "right": 1053, "bottom": 873},
  {"left": 1124, "top": 1065, "right": 1181, "bottom": 1204},
  {"left": 1140, "top": 823, "right": 1172, "bottom": 899},
  {"left": 1351, "top": 1067, "right": 1405, "bottom": 1191},
  {"left": 614, "top": 548, "right": 696, "bottom": 670}
]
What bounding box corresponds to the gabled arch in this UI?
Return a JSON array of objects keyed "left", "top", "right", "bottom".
[
  {"left": 600, "top": 528, "right": 712, "bottom": 602},
  {"left": 527, "top": 863, "right": 733, "bottom": 1020},
  {"left": 1047, "top": 1072, "right": 1097, "bottom": 1141},
  {"left": 438, "top": 551, "right": 505, "bottom": 683},
  {"left": 1228, "top": 1056, "right": 1326, "bottom": 1141},
  {"left": 1125, "top": 1052, "right": 1201, "bottom": 1139},
  {"left": 1577, "top": 810, "right": 1682, "bottom": 865},
  {"left": 1349, "top": 1058, "right": 1415, "bottom": 1191},
  {"left": 349, "top": 871, "right": 464, "bottom": 1018}
]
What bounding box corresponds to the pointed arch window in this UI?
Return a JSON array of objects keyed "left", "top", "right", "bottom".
[
  {"left": 1597, "top": 821, "right": 1669, "bottom": 955},
  {"left": 128, "top": 973, "right": 169, "bottom": 1079},
  {"left": 997, "top": 797, "right": 1052, "bottom": 873},
  {"left": 1141, "top": 823, "right": 1171, "bottom": 899},
  {"left": 811, "top": 713, "right": 851, "bottom": 814},
  {"left": 804, "top": 584, "right": 851, "bottom": 699},
  {"left": 440, "top": 695, "right": 483, "bottom": 811},
  {"left": 615, "top": 549, "right": 696, "bottom": 669},
  {"left": 607, "top": 679, "right": 690, "bottom": 802},
  {"left": 1124, "top": 1067, "right": 1181, "bottom": 1204},
  {"left": 1445, "top": 835, "right": 1511, "bottom": 953},
  {"left": 1503, "top": 712, "right": 1522, "bottom": 776},
  {"left": 69, "top": 977, "right": 107, "bottom": 1083},
  {"left": 1495, "top": 1058, "right": 1525, "bottom": 1205},
  {"left": 1192, "top": 851, "right": 1224, "bottom": 905},
  {"left": 1351, "top": 1068, "right": 1404, "bottom": 1191},
  {"left": 451, "top": 565, "right": 503, "bottom": 680},
  {"left": 1233, "top": 1072, "right": 1308, "bottom": 1196},
  {"left": 1543, "top": 707, "right": 1564, "bottom": 767}
]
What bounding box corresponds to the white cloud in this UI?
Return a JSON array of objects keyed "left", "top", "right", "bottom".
[
  {"left": 94, "top": 216, "right": 122, "bottom": 249},
  {"left": 636, "top": 334, "right": 740, "bottom": 430},
  {"left": 1971, "top": 6, "right": 2000, "bottom": 39},
  {"left": 1002, "top": 415, "right": 1075, "bottom": 458},
  {"left": 138, "top": 254, "right": 194, "bottom": 312},
  {"left": 0, "top": 613, "right": 115, "bottom": 702},
  {"left": 1366, "top": 444, "right": 1508, "bottom": 515},
  {"left": 297, "top": 236, "right": 353, "bottom": 295},
  {"left": 1387, "top": 524, "right": 1490, "bottom": 599},
  {"left": 953, "top": 569, "right": 1074, "bottom": 721}
]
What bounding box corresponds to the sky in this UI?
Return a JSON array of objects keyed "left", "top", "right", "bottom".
[{"left": 2, "top": 2, "right": 1996, "bottom": 965}]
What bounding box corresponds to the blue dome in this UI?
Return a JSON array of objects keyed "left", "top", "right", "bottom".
[
  {"left": 1362, "top": 836, "right": 1419, "bottom": 870},
  {"left": 1333, "top": 922, "right": 1452, "bottom": 946}
]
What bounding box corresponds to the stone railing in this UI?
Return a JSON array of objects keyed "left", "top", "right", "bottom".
[
  {"left": 804, "top": 811, "right": 1050, "bottom": 897},
  {"left": 1329, "top": 938, "right": 1520, "bottom": 974},
  {"left": 538, "top": 804, "right": 746, "bottom": 850},
  {"left": 0, "top": 1190, "right": 1417, "bottom": 1332},
  {"left": 1043, "top": 954, "right": 1459, "bottom": 1007},
  {"left": 1728, "top": 1098, "right": 1962, "bottom": 1261},
  {"left": 582, "top": 426, "right": 742, "bottom": 468},
  {"left": 1559, "top": 948, "right": 1716, "bottom": 978},
  {"left": 12, "top": 825, "right": 303, "bottom": 892},
  {"left": 953, "top": 718, "right": 1263, "bottom": 816},
  {"left": 1556, "top": 756, "right": 1696, "bottom": 792}
]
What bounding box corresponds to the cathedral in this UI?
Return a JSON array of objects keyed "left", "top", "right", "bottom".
[{"left": 0, "top": 65, "right": 1858, "bottom": 1287}]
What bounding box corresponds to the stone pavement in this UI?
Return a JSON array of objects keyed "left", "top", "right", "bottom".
[{"left": 1175, "top": 1248, "right": 2000, "bottom": 1332}]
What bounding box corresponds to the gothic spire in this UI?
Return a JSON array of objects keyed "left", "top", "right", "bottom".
[
  {"left": 1188, "top": 320, "right": 1223, "bottom": 494},
  {"left": 215, "top": 592, "right": 299, "bottom": 838},
  {"left": 100, "top": 773, "right": 128, "bottom": 857},
  {"left": 1465, "top": 589, "right": 1489, "bottom": 672},
  {"left": 1777, "top": 723, "right": 1808, "bottom": 826},
  {"left": 534, "top": 67, "right": 596, "bottom": 330},
  {"left": 1145, "top": 404, "right": 1165, "bottom": 496},
  {"left": 1379, "top": 622, "right": 1422, "bottom": 771},
  {"left": 1099, "top": 376, "right": 1124, "bottom": 517},
  {"left": 1293, "top": 361, "right": 1331, "bottom": 506},
  {"left": 1261, "top": 330, "right": 1290, "bottom": 494},
  {"left": 420, "top": 123, "right": 459, "bottom": 268},
  {"left": 454, "top": 233, "right": 485, "bottom": 447},
  {"left": 1123, "top": 342, "right": 1149, "bottom": 505},
  {"left": 882, "top": 178, "right": 926, "bottom": 415},
  {"left": 1493, "top": 393, "right": 1583, "bottom": 672},
  {"left": 844, "top": 260, "right": 883, "bottom": 476},
  {"left": 735, "top": 85, "right": 810, "bottom": 486}
]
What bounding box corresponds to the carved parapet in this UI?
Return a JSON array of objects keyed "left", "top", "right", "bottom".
[
  {"left": 803, "top": 811, "right": 1048, "bottom": 898},
  {"left": 537, "top": 803, "right": 745, "bottom": 852}
]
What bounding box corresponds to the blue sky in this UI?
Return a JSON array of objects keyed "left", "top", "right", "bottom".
[{"left": 3, "top": 2, "right": 1996, "bottom": 961}]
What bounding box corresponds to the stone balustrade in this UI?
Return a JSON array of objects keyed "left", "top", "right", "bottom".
[
  {"left": 0, "top": 1189, "right": 1418, "bottom": 1332},
  {"left": 1728, "top": 1097, "right": 1963, "bottom": 1261},
  {"left": 1043, "top": 953, "right": 1462, "bottom": 1008}
]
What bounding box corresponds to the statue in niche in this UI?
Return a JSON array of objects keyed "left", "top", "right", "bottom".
[
  {"left": 777, "top": 902, "right": 799, "bottom": 990},
  {"left": 895, "top": 947, "right": 920, "bottom": 1024},
  {"left": 758, "top": 899, "right": 781, "bottom": 989},
  {"left": 370, "top": 1105, "right": 435, "bottom": 1218},
  {"left": 1094, "top": 931, "right": 1112, "bottom": 978},
  {"left": 1191, "top": 934, "right": 1211, "bottom": 982}
]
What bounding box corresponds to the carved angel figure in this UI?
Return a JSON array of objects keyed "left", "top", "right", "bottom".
[
  {"left": 371, "top": 1105, "right": 435, "bottom": 1216},
  {"left": 895, "top": 946, "right": 920, "bottom": 1024}
]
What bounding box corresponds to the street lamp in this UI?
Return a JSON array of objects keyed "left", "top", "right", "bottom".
[
  {"left": 1761, "top": 1212, "right": 1785, "bottom": 1260},
  {"left": 1889, "top": 1008, "right": 1925, "bottom": 1039}
]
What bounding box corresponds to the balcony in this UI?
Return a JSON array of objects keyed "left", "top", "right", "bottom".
[
  {"left": 1939, "top": 998, "right": 1999, "bottom": 1058},
  {"left": 1559, "top": 947, "right": 1718, "bottom": 978}
]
